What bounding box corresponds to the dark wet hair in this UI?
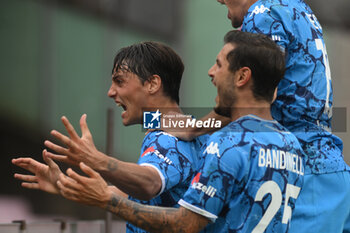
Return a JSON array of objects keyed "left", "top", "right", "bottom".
[{"left": 112, "top": 41, "right": 184, "bottom": 104}]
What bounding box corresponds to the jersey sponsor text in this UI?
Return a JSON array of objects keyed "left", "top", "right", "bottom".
[
  {"left": 192, "top": 182, "right": 217, "bottom": 198},
  {"left": 141, "top": 146, "right": 173, "bottom": 165}
]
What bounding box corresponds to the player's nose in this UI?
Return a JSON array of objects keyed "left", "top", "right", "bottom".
[
  {"left": 107, "top": 83, "right": 117, "bottom": 98},
  {"left": 208, "top": 65, "right": 215, "bottom": 80}
]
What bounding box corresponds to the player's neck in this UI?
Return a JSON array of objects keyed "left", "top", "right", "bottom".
[
  {"left": 146, "top": 96, "right": 182, "bottom": 115},
  {"left": 246, "top": 0, "right": 259, "bottom": 10},
  {"left": 230, "top": 99, "right": 273, "bottom": 122}
]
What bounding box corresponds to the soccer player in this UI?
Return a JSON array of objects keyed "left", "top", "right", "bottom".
[
  {"left": 56, "top": 30, "right": 306, "bottom": 233},
  {"left": 209, "top": 1, "right": 350, "bottom": 232},
  {"left": 12, "top": 41, "right": 207, "bottom": 233}
]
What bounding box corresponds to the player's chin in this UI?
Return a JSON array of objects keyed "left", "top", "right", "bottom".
[
  {"left": 214, "top": 106, "right": 231, "bottom": 118},
  {"left": 121, "top": 114, "right": 132, "bottom": 126},
  {"left": 215, "top": 95, "right": 220, "bottom": 105},
  {"left": 231, "top": 18, "right": 243, "bottom": 29},
  {"left": 124, "top": 115, "right": 143, "bottom": 126},
  {"left": 122, "top": 118, "right": 136, "bottom": 126},
  {"left": 121, "top": 120, "right": 129, "bottom": 126}
]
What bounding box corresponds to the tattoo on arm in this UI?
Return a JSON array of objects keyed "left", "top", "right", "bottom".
[
  {"left": 108, "top": 193, "right": 119, "bottom": 208},
  {"left": 105, "top": 193, "right": 209, "bottom": 233},
  {"left": 107, "top": 159, "right": 118, "bottom": 172}
]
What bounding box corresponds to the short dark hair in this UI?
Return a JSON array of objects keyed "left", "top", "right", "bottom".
[
  {"left": 224, "top": 30, "right": 285, "bottom": 102},
  {"left": 112, "top": 41, "right": 184, "bottom": 104}
]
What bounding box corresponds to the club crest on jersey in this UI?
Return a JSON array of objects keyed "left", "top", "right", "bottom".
[
  {"left": 249, "top": 5, "right": 270, "bottom": 17},
  {"left": 191, "top": 173, "right": 217, "bottom": 198},
  {"left": 204, "top": 142, "right": 220, "bottom": 158}
]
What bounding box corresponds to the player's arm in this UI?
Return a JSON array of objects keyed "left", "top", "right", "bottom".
[
  {"left": 189, "top": 110, "right": 230, "bottom": 139},
  {"left": 44, "top": 114, "right": 161, "bottom": 200},
  {"left": 107, "top": 185, "right": 128, "bottom": 198},
  {"left": 105, "top": 194, "right": 209, "bottom": 233},
  {"left": 97, "top": 157, "right": 162, "bottom": 200},
  {"left": 57, "top": 163, "right": 209, "bottom": 233}
]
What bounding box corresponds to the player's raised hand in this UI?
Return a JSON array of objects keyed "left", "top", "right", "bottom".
[
  {"left": 12, "top": 150, "right": 62, "bottom": 194},
  {"left": 57, "top": 162, "right": 112, "bottom": 208},
  {"left": 44, "top": 114, "right": 108, "bottom": 170}
]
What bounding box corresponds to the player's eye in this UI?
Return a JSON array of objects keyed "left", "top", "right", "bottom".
[
  {"left": 116, "top": 79, "right": 123, "bottom": 85},
  {"left": 215, "top": 58, "right": 222, "bottom": 68},
  {"left": 112, "top": 76, "right": 124, "bottom": 85}
]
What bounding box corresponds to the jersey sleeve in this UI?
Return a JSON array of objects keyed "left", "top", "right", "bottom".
[
  {"left": 179, "top": 135, "right": 247, "bottom": 222},
  {"left": 242, "top": 4, "right": 293, "bottom": 51},
  {"left": 138, "top": 131, "right": 196, "bottom": 196}
]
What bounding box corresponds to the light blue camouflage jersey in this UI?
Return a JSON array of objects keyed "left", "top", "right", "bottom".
[
  {"left": 179, "top": 115, "right": 305, "bottom": 232},
  {"left": 242, "top": 0, "right": 349, "bottom": 174},
  {"left": 127, "top": 131, "right": 208, "bottom": 233}
]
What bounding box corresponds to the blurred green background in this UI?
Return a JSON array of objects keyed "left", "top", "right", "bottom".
[{"left": 1, "top": 0, "right": 349, "bottom": 221}]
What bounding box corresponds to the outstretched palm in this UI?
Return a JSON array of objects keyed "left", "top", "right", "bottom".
[{"left": 12, "top": 150, "right": 62, "bottom": 194}]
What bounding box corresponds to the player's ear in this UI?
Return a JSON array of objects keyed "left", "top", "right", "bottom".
[
  {"left": 146, "top": 75, "right": 162, "bottom": 94},
  {"left": 236, "top": 67, "right": 251, "bottom": 87}
]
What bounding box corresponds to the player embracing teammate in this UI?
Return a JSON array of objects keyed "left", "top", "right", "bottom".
[{"left": 217, "top": 0, "right": 350, "bottom": 232}]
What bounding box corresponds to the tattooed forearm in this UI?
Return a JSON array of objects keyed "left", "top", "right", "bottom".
[
  {"left": 105, "top": 193, "right": 209, "bottom": 233},
  {"left": 107, "top": 158, "right": 118, "bottom": 172},
  {"left": 107, "top": 193, "right": 119, "bottom": 209}
]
